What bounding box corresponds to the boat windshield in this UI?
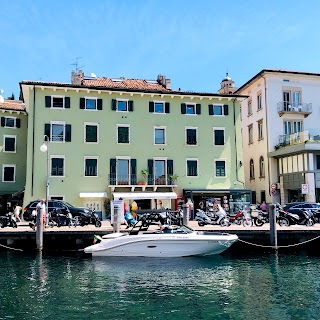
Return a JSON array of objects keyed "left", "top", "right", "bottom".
[{"left": 176, "top": 225, "right": 194, "bottom": 234}]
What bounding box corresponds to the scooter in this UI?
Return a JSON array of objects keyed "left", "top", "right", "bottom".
[
  {"left": 0, "top": 212, "right": 18, "bottom": 228},
  {"left": 274, "top": 203, "right": 314, "bottom": 226},
  {"left": 195, "top": 209, "right": 230, "bottom": 227},
  {"left": 124, "top": 211, "right": 136, "bottom": 228},
  {"left": 78, "top": 210, "right": 101, "bottom": 227}
]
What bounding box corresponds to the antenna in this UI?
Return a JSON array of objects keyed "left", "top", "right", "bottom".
[{"left": 71, "top": 57, "right": 84, "bottom": 72}]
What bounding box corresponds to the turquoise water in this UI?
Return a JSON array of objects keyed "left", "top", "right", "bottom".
[{"left": 1, "top": 251, "right": 320, "bottom": 320}]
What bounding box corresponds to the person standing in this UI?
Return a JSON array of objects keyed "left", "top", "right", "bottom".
[
  {"left": 261, "top": 201, "right": 267, "bottom": 212},
  {"left": 13, "top": 203, "right": 22, "bottom": 222},
  {"left": 36, "top": 199, "right": 46, "bottom": 228}
]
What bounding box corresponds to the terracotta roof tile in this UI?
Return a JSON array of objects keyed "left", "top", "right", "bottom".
[{"left": 0, "top": 100, "right": 26, "bottom": 112}]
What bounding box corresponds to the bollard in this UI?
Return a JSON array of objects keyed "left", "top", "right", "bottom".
[
  {"left": 269, "top": 204, "right": 278, "bottom": 250},
  {"left": 182, "top": 204, "right": 189, "bottom": 226},
  {"left": 113, "top": 205, "right": 120, "bottom": 233},
  {"left": 36, "top": 209, "right": 43, "bottom": 251}
]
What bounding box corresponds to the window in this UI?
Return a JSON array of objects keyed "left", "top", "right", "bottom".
[
  {"left": 258, "top": 120, "right": 263, "bottom": 140},
  {"left": 284, "top": 121, "right": 303, "bottom": 135},
  {"left": 80, "top": 97, "right": 102, "bottom": 110},
  {"left": 186, "top": 104, "right": 195, "bottom": 115},
  {"left": 187, "top": 159, "right": 198, "bottom": 177},
  {"left": 181, "top": 103, "right": 201, "bottom": 115},
  {"left": 85, "top": 98, "right": 97, "bottom": 110},
  {"left": 147, "top": 158, "right": 173, "bottom": 185},
  {"left": 52, "top": 123, "right": 65, "bottom": 141},
  {"left": 186, "top": 128, "right": 197, "bottom": 145},
  {"left": 208, "top": 104, "right": 228, "bottom": 116},
  {"left": 110, "top": 158, "right": 137, "bottom": 185},
  {"left": 112, "top": 99, "right": 133, "bottom": 112},
  {"left": 117, "top": 159, "right": 130, "bottom": 184},
  {"left": 154, "top": 159, "right": 167, "bottom": 184},
  {"left": 2, "top": 164, "right": 15, "bottom": 182},
  {"left": 259, "top": 156, "right": 265, "bottom": 178},
  {"left": 214, "top": 129, "right": 225, "bottom": 146},
  {"left": 51, "top": 157, "right": 64, "bottom": 176},
  {"left": 317, "top": 155, "right": 320, "bottom": 170},
  {"left": 3, "top": 135, "right": 16, "bottom": 152},
  {"left": 154, "top": 127, "right": 166, "bottom": 144},
  {"left": 248, "top": 124, "right": 253, "bottom": 144},
  {"left": 46, "top": 96, "right": 70, "bottom": 109},
  {"left": 117, "top": 125, "right": 130, "bottom": 144},
  {"left": 85, "top": 123, "right": 98, "bottom": 143},
  {"left": 282, "top": 90, "right": 301, "bottom": 110},
  {"left": 248, "top": 99, "right": 252, "bottom": 116},
  {"left": 1, "top": 116, "right": 20, "bottom": 128},
  {"left": 215, "top": 160, "right": 226, "bottom": 177},
  {"left": 85, "top": 158, "right": 98, "bottom": 177},
  {"left": 257, "top": 94, "right": 262, "bottom": 110},
  {"left": 250, "top": 159, "right": 255, "bottom": 179},
  {"left": 155, "top": 102, "right": 164, "bottom": 113},
  {"left": 45, "top": 122, "right": 71, "bottom": 142},
  {"left": 149, "top": 101, "right": 170, "bottom": 114}
]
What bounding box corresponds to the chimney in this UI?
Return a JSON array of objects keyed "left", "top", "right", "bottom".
[
  {"left": 157, "top": 74, "right": 171, "bottom": 89},
  {"left": 71, "top": 69, "right": 84, "bottom": 85}
]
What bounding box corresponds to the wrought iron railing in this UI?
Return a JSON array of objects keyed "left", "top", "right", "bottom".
[
  {"left": 275, "top": 131, "right": 320, "bottom": 149},
  {"left": 108, "top": 174, "right": 177, "bottom": 186},
  {"left": 277, "top": 102, "right": 312, "bottom": 113}
]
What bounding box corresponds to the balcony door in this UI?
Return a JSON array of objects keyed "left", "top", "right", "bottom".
[
  {"left": 283, "top": 91, "right": 290, "bottom": 110},
  {"left": 117, "top": 159, "right": 129, "bottom": 184}
]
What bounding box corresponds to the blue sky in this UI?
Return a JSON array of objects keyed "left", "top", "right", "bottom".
[{"left": 1, "top": 0, "right": 320, "bottom": 99}]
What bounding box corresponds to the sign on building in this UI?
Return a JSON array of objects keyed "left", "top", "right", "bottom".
[
  {"left": 111, "top": 200, "right": 124, "bottom": 223},
  {"left": 301, "top": 184, "right": 309, "bottom": 194}
]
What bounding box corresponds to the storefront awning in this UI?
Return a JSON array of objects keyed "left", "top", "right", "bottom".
[
  {"left": 113, "top": 192, "right": 177, "bottom": 200},
  {"left": 79, "top": 192, "right": 108, "bottom": 198}
]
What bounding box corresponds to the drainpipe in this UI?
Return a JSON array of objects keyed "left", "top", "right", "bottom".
[{"left": 31, "top": 85, "right": 36, "bottom": 196}]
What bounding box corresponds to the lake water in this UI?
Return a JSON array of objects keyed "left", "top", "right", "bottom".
[{"left": 1, "top": 251, "right": 320, "bottom": 320}]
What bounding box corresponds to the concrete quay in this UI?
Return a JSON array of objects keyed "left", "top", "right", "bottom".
[{"left": 1, "top": 220, "right": 320, "bottom": 253}]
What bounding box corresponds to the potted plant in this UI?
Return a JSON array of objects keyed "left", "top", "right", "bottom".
[
  {"left": 170, "top": 174, "right": 179, "bottom": 184},
  {"left": 141, "top": 170, "right": 149, "bottom": 184}
]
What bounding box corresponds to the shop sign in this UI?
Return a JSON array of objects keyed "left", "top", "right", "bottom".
[{"left": 301, "top": 184, "right": 309, "bottom": 194}]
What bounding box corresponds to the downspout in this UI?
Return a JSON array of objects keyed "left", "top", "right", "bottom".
[
  {"left": 233, "top": 98, "right": 245, "bottom": 187},
  {"left": 31, "top": 85, "right": 36, "bottom": 196}
]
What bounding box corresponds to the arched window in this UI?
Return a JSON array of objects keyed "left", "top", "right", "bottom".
[
  {"left": 250, "top": 159, "right": 255, "bottom": 180},
  {"left": 259, "top": 156, "right": 265, "bottom": 178}
]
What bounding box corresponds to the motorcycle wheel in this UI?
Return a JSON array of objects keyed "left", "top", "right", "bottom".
[
  {"left": 220, "top": 219, "right": 230, "bottom": 227},
  {"left": 197, "top": 221, "right": 205, "bottom": 227},
  {"left": 12, "top": 220, "right": 17, "bottom": 228},
  {"left": 95, "top": 220, "right": 102, "bottom": 228},
  {"left": 242, "top": 218, "right": 253, "bottom": 227},
  {"left": 306, "top": 219, "right": 315, "bottom": 227},
  {"left": 0, "top": 221, "right": 3, "bottom": 228},
  {"left": 278, "top": 217, "right": 290, "bottom": 227},
  {"left": 234, "top": 218, "right": 242, "bottom": 225},
  {"left": 254, "top": 218, "right": 264, "bottom": 227}
]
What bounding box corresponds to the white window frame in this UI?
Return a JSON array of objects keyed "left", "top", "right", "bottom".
[
  {"left": 185, "top": 103, "right": 196, "bottom": 115},
  {"left": 154, "top": 126, "right": 166, "bottom": 145},
  {"left": 153, "top": 101, "right": 165, "bottom": 114},
  {"left": 116, "top": 98, "right": 129, "bottom": 112},
  {"left": 116, "top": 156, "right": 131, "bottom": 183},
  {"left": 51, "top": 95, "right": 65, "bottom": 109},
  {"left": 214, "top": 159, "right": 227, "bottom": 178},
  {"left": 213, "top": 127, "right": 225, "bottom": 146},
  {"left": 153, "top": 157, "right": 168, "bottom": 182},
  {"left": 116, "top": 124, "right": 130, "bottom": 144},
  {"left": 50, "top": 121, "right": 66, "bottom": 142},
  {"left": 84, "top": 156, "right": 99, "bottom": 177},
  {"left": 257, "top": 120, "right": 263, "bottom": 140},
  {"left": 248, "top": 99, "right": 252, "bottom": 116},
  {"left": 84, "top": 97, "right": 98, "bottom": 111},
  {"left": 186, "top": 158, "right": 198, "bottom": 177},
  {"left": 259, "top": 156, "right": 265, "bottom": 178},
  {"left": 50, "top": 155, "right": 65, "bottom": 177},
  {"left": 49, "top": 195, "right": 65, "bottom": 200},
  {"left": 3, "top": 135, "right": 16, "bottom": 153},
  {"left": 185, "top": 126, "right": 198, "bottom": 146},
  {"left": 257, "top": 93, "right": 262, "bottom": 110},
  {"left": 2, "top": 164, "right": 15, "bottom": 182},
  {"left": 213, "top": 104, "right": 224, "bottom": 116},
  {"left": 84, "top": 122, "right": 99, "bottom": 144},
  {"left": 248, "top": 124, "right": 253, "bottom": 144},
  {"left": 3, "top": 116, "right": 17, "bottom": 128}
]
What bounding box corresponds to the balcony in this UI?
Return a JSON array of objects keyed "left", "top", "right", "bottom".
[
  {"left": 108, "top": 174, "right": 178, "bottom": 191},
  {"left": 277, "top": 102, "right": 312, "bottom": 117},
  {"left": 275, "top": 131, "right": 320, "bottom": 150}
]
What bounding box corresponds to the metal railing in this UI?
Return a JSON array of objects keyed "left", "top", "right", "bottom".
[
  {"left": 276, "top": 130, "right": 320, "bottom": 149},
  {"left": 277, "top": 102, "right": 312, "bottom": 113},
  {"left": 108, "top": 174, "right": 177, "bottom": 186}
]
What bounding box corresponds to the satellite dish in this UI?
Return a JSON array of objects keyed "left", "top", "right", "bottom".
[
  {"left": 90, "top": 73, "right": 97, "bottom": 78},
  {"left": 0, "top": 95, "right": 4, "bottom": 103}
]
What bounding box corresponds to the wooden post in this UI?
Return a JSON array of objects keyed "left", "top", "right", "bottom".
[
  {"left": 36, "top": 208, "right": 43, "bottom": 251},
  {"left": 113, "top": 205, "right": 120, "bottom": 233},
  {"left": 269, "top": 204, "right": 278, "bottom": 250},
  {"left": 182, "top": 204, "right": 189, "bottom": 226}
]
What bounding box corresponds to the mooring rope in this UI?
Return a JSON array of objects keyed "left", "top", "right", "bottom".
[
  {"left": 238, "top": 235, "right": 320, "bottom": 249},
  {"left": 0, "top": 243, "right": 23, "bottom": 251}
]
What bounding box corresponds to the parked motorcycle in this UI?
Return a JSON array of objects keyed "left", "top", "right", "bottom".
[
  {"left": 55, "top": 209, "right": 77, "bottom": 227},
  {"left": 78, "top": 210, "right": 101, "bottom": 227},
  {"left": 228, "top": 210, "right": 253, "bottom": 227},
  {"left": 0, "top": 212, "right": 18, "bottom": 228},
  {"left": 195, "top": 209, "right": 230, "bottom": 227},
  {"left": 251, "top": 209, "right": 269, "bottom": 227},
  {"left": 275, "top": 203, "right": 314, "bottom": 226}
]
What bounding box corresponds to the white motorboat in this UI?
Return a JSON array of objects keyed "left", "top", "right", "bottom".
[{"left": 84, "top": 218, "right": 238, "bottom": 257}]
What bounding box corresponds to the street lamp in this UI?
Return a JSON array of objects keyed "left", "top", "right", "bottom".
[{"left": 40, "top": 135, "right": 50, "bottom": 226}]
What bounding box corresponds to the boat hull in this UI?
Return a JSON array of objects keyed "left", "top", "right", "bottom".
[{"left": 84, "top": 233, "right": 238, "bottom": 257}]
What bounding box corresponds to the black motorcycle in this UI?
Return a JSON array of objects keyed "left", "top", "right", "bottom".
[
  {"left": 0, "top": 212, "right": 18, "bottom": 228},
  {"left": 276, "top": 203, "right": 314, "bottom": 226},
  {"left": 251, "top": 209, "right": 269, "bottom": 227},
  {"left": 78, "top": 210, "right": 101, "bottom": 227}
]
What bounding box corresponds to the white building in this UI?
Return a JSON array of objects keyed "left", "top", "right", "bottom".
[{"left": 236, "top": 69, "right": 320, "bottom": 205}]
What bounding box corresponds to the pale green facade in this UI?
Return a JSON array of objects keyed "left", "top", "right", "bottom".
[{"left": 20, "top": 79, "right": 245, "bottom": 217}]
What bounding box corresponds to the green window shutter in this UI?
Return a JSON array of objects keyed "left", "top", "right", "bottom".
[
  {"left": 44, "top": 124, "right": 51, "bottom": 140},
  {"left": 80, "top": 98, "right": 85, "bottom": 109},
  {"left": 181, "top": 103, "right": 186, "bottom": 114},
  {"left": 214, "top": 130, "right": 224, "bottom": 145},
  {"left": 45, "top": 96, "right": 51, "bottom": 108},
  {"left": 1, "top": 117, "right": 5, "bottom": 127},
  {"left": 147, "top": 159, "right": 153, "bottom": 184},
  {"left": 65, "top": 124, "right": 71, "bottom": 142},
  {"left": 112, "top": 99, "right": 117, "bottom": 111},
  {"left": 131, "top": 159, "right": 137, "bottom": 185},
  {"left": 97, "top": 99, "right": 103, "bottom": 110},
  {"left": 110, "top": 158, "right": 116, "bottom": 185},
  {"left": 16, "top": 119, "right": 21, "bottom": 128},
  {"left": 209, "top": 104, "right": 214, "bottom": 115},
  {"left": 128, "top": 100, "right": 134, "bottom": 112},
  {"left": 196, "top": 104, "right": 201, "bottom": 115},
  {"left": 165, "top": 102, "right": 170, "bottom": 113},
  {"left": 149, "top": 101, "right": 154, "bottom": 113},
  {"left": 118, "top": 127, "right": 129, "bottom": 143},
  {"left": 223, "top": 104, "right": 229, "bottom": 115},
  {"left": 65, "top": 97, "right": 70, "bottom": 108},
  {"left": 167, "top": 160, "right": 173, "bottom": 176},
  {"left": 86, "top": 125, "right": 97, "bottom": 142},
  {"left": 186, "top": 129, "right": 197, "bottom": 145}
]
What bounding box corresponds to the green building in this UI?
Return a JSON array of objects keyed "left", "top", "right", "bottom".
[{"left": 19, "top": 71, "right": 248, "bottom": 219}]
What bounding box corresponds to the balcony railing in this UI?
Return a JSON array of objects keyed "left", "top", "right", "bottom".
[
  {"left": 277, "top": 102, "right": 312, "bottom": 115},
  {"left": 275, "top": 131, "right": 320, "bottom": 149},
  {"left": 108, "top": 174, "right": 177, "bottom": 186}
]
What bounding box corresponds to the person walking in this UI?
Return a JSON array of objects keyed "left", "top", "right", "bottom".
[{"left": 13, "top": 203, "right": 22, "bottom": 222}]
